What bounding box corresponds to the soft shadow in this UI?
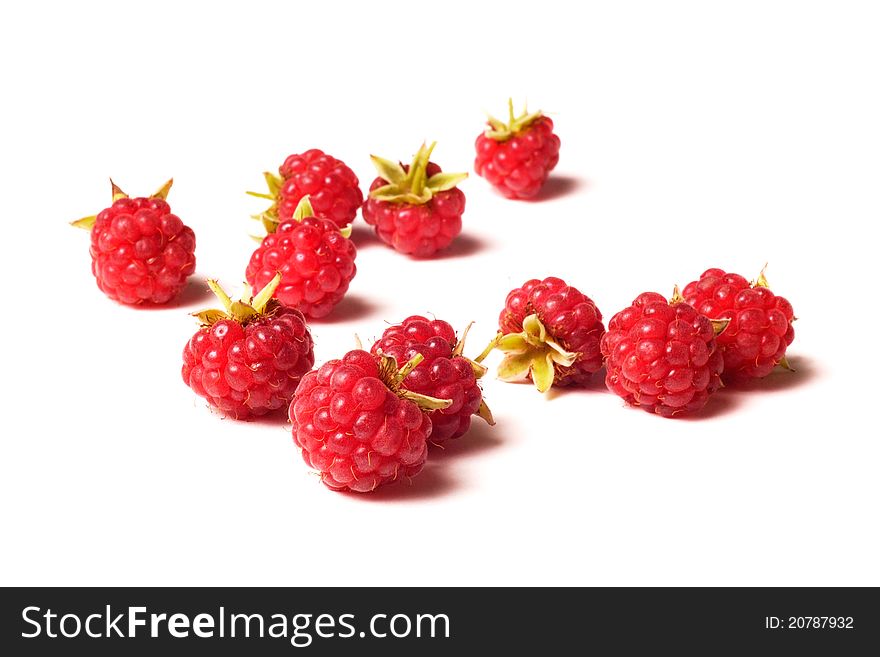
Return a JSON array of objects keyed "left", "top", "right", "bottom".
[
  {"left": 723, "top": 355, "right": 818, "bottom": 393},
  {"left": 314, "top": 294, "right": 382, "bottom": 324},
  {"left": 427, "top": 233, "right": 488, "bottom": 260},
  {"left": 349, "top": 224, "right": 384, "bottom": 249},
  {"left": 343, "top": 464, "right": 457, "bottom": 502},
  {"left": 429, "top": 416, "right": 503, "bottom": 459},
  {"left": 529, "top": 175, "right": 587, "bottom": 202}
]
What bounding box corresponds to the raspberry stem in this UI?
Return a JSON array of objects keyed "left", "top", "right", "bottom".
[{"left": 484, "top": 98, "right": 545, "bottom": 141}]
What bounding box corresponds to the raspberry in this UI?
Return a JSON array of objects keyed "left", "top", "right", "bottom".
[
  {"left": 249, "top": 149, "right": 363, "bottom": 229},
  {"left": 362, "top": 142, "right": 468, "bottom": 257},
  {"left": 182, "top": 274, "right": 314, "bottom": 420},
  {"left": 72, "top": 179, "right": 196, "bottom": 305},
  {"left": 290, "top": 350, "right": 451, "bottom": 492},
  {"left": 370, "top": 316, "right": 494, "bottom": 445},
  {"left": 600, "top": 289, "right": 726, "bottom": 417},
  {"left": 486, "top": 277, "right": 605, "bottom": 392},
  {"left": 682, "top": 267, "right": 796, "bottom": 383},
  {"left": 246, "top": 197, "right": 357, "bottom": 319},
  {"left": 474, "top": 99, "right": 561, "bottom": 199}
]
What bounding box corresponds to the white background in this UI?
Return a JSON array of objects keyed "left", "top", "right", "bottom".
[{"left": 1, "top": 1, "right": 878, "bottom": 586}]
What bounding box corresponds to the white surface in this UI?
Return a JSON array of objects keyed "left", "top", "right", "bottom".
[{"left": 1, "top": 1, "right": 878, "bottom": 586}]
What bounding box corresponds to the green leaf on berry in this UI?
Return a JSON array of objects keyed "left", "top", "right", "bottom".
[
  {"left": 484, "top": 98, "right": 545, "bottom": 142},
  {"left": 493, "top": 314, "right": 579, "bottom": 394},
  {"left": 71, "top": 215, "right": 97, "bottom": 230},
  {"left": 368, "top": 141, "right": 466, "bottom": 205}
]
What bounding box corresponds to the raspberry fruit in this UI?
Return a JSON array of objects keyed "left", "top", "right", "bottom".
[
  {"left": 600, "top": 289, "right": 727, "bottom": 417},
  {"left": 370, "top": 316, "right": 494, "bottom": 445},
  {"left": 72, "top": 179, "right": 196, "bottom": 305},
  {"left": 483, "top": 277, "right": 605, "bottom": 393},
  {"left": 245, "top": 196, "right": 357, "bottom": 319},
  {"left": 362, "top": 142, "right": 468, "bottom": 257},
  {"left": 290, "top": 350, "right": 452, "bottom": 492},
  {"left": 248, "top": 149, "right": 363, "bottom": 229},
  {"left": 182, "top": 273, "right": 315, "bottom": 420},
  {"left": 682, "top": 267, "right": 796, "bottom": 383},
  {"left": 474, "top": 99, "right": 561, "bottom": 199}
]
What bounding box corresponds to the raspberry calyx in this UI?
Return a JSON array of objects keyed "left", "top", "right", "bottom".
[
  {"left": 375, "top": 351, "right": 455, "bottom": 413},
  {"left": 71, "top": 178, "right": 173, "bottom": 230},
  {"left": 482, "top": 314, "right": 579, "bottom": 393},
  {"left": 483, "top": 98, "right": 545, "bottom": 142},
  {"left": 369, "top": 142, "right": 468, "bottom": 205},
  {"left": 249, "top": 186, "right": 353, "bottom": 240},
  {"left": 192, "top": 272, "right": 283, "bottom": 328}
]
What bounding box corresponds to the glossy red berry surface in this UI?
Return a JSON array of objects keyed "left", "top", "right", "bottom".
[
  {"left": 682, "top": 268, "right": 795, "bottom": 383},
  {"left": 601, "top": 292, "right": 724, "bottom": 417},
  {"left": 371, "top": 316, "right": 483, "bottom": 445},
  {"left": 290, "top": 350, "right": 432, "bottom": 493},
  {"left": 246, "top": 215, "right": 357, "bottom": 319},
  {"left": 274, "top": 149, "right": 363, "bottom": 229},
  {"left": 89, "top": 196, "right": 195, "bottom": 304},
  {"left": 500, "top": 277, "right": 605, "bottom": 387},
  {"left": 475, "top": 115, "right": 560, "bottom": 199},
  {"left": 362, "top": 161, "right": 465, "bottom": 257},
  {"left": 183, "top": 307, "right": 314, "bottom": 420}
]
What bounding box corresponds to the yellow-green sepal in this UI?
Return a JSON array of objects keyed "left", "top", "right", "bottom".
[
  {"left": 151, "top": 178, "right": 174, "bottom": 200},
  {"left": 193, "top": 273, "right": 282, "bottom": 327},
  {"left": 484, "top": 98, "right": 545, "bottom": 142},
  {"left": 495, "top": 314, "right": 579, "bottom": 393},
  {"left": 71, "top": 215, "right": 97, "bottom": 231},
  {"left": 368, "top": 141, "right": 467, "bottom": 205}
]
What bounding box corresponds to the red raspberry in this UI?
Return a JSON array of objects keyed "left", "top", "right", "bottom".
[
  {"left": 246, "top": 197, "right": 357, "bottom": 319},
  {"left": 488, "top": 277, "right": 605, "bottom": 392},
  {"left": 474, "top": 100, "right": 561, "bottom": 199},
  {"left": 682, "top": 267, "right": 796, "bottom": 383},
  {"left": 249, "top": 149, "right": 363, "bottom": 229},
  {"left": 362, "top": 142, "right": 468, "bottom": 257},
  {"left": 182, "top": 274, "right": 314, "bottom": 420},
  {"left": 600, "top": 290, "right": 725, "bottom": 417},
  {"left": 72, "top": 179, "right": 196, "bottom": 305},
  {"left": 290, "top": 350, "right": 451, "bottom": 493},
  {"left": 370, "top": 316, "right": 494, "bottom": 445}
]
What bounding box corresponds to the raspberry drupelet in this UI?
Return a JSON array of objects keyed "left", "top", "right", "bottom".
[
  {"left": 362, "top": 142, "right": 468, "bottom": 257},
  {"left": 182, "top": 274, "right": 315, "bottom": 420},
  {"left": 474, "top": 99, "right": 561, "bottom": 200},
  {"left": 248, "top": 149, "right": 363, "bottom": 229},
  {"left": 600, "top": 289, "right": 727, "bottom": 417},
  {"left": 371, "top": 316, "right": 494, "bottom": 445},
  {"left": 682, "top": 267, "right": 796, "bottom": 383},
  {"left": 72, "top": 179, "right": 196, "bottom": 305},
  {"left": 246, "top": 196, "right": 357, "bottom": 319},
  {"left": 290, "top": 350, "right": 452, "bottom": 493},
  {"left": 484, "top": 277, "right": 605, "bottom": 393}
]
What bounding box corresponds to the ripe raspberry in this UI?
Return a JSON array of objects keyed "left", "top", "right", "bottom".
[
  {"left": 72, "top": 179, "right": 196, "bottom": 305},
  {"left": 682, "top": 267, "right": 795, "bottom": 383},
  {"left": 600, "top": 289, "right": 726, "bottom": 417},
  {"left": 474, "top": 99, "right": 561, "bottom": 200},
  {"left": 246, "top": 197, "right": 357, "bottom": 319},
  {"left": 248, "top": 149, "right": 363, "bottom": 229},
  {"left": 370, "top": 316, "right": 494, "bottom": 445},
  {"left": 290, "top": 350, "right": 451, "bottom": 492},
  {"left": 182, "top": 274, "right": 315, "bottom": 420},
  {"left": 362, "top": 142, "right": 468, "bottom": 257},
  {"left": 486, "top": 277, "right": 605, "bottom": 392}
]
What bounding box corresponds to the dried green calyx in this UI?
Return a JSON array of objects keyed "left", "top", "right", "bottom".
[
  {"left": 487, "top": 314, "right": 579, "bottom": 394},
  {"left": 452, "top": 322, "right": 495, "bottom": 426},
  {"left": 192, "top": 272, "right": 282, "bottom": 327},
  {"left": 484, "top": 98, "right": 545, "bottom": 142},
  {"left": 368, "top": 142, "right": 467, "bottom": 205},
  {"left": 376, "top": 352, "right": 454, "bottom": 412},
  {"left": 71, "top": 178, "right": 173, "bottom": 231}
]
